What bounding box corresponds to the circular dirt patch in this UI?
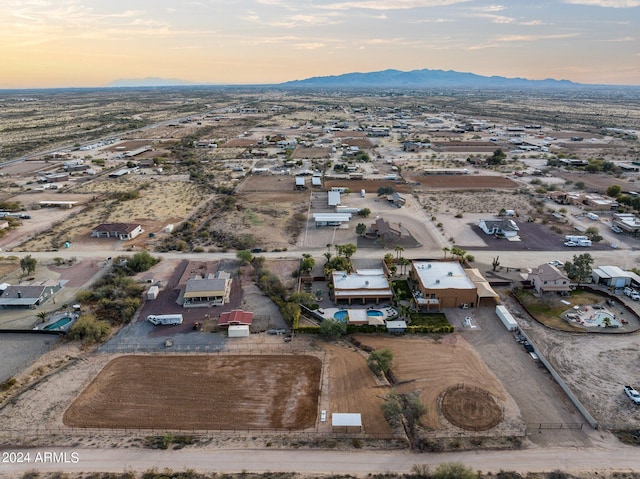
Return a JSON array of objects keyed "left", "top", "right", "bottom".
[{"left": 441, "top": 386, "right": 502, "bottom": 431}]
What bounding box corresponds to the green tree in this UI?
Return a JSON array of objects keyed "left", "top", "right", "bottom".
[
  {"left": 289, "top": 292, "right": 316, "bottom": 308},
  {"left": 357, "top": 208, "right": 371, "bottom": 218},
  {"left": 565, "top": 253, "right": 594, "bottom": 285},
  {"left": 404, "top": 391, "right": 427, "bottom": 430},
  {"left": 606, "top": 184, "right": 622, "bottom": 198},
  {"left": 126, "top": 250, "right": 160, "bottom": 273},
  {"left": 281, "top": 301, "right": 301, "bottom": 328},
  {"left": 300, "top": 254, "right": 315, "bottom": 274},
  {"left": 319, "top": 318, "right": 347, "bottom": 338},
  {"left": 585, "top": 226, "right": 603, "bottom": 243},
  {"left": 236, "top": 250, "right": 253, "bottom": 265},
  {"left": 381, "top": 392, "right": 403, "bottom": 426},
  {"left": 20, "top": 255, "right": 37, "bottom": 276},
  {"left": 368, "top": 348, "right": 393, "bottom": 375},
  {"left": 487, "top": 148, "right": 506, "bottom": 165},
  {"left": 355, "top": 223, "right": 367, "bottom": 237},
  {"left": 336, "top": 243, "right": 357, "bottom": 259},
  {"left": 432, "top": 462, "right": 476, "bottom": 479}
]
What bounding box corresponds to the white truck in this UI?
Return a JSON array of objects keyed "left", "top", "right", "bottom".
[
  {"left": 624, "top": 385, "right": 640, "bottom": 405},
  {"left": 495, "top": 305, "right": 518, "bottom": 332},
  {"left": 147, "top": 314, "right": 183, "bottom": 326},
  {"left": 576, "top": 239, "right": 592, "bottom": 247}
]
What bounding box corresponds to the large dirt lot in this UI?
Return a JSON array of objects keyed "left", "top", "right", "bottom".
[
  {"left": 354, "top": 335, "right": 522, "bottom": 433},
  {"left": 16, "top": 175, "right": 204, "bottom": 251},
  {"left": 64, "top": 355, "right": 321, "bottom": 430},
  {"left": 1, "top": 332, "right": 519, "bottom": 442}
]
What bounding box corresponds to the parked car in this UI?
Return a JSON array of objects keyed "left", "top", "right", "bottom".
[
  {"left": 548, "top": 260, "right": 563, "bottom": 267},
  {"left": 564, "top": 241, "right": 578, "bottom": 247},
  {"left": 607, "top": 298, "right": 616, "bottom": 307},
  {"left": 624, "top": 385, "right": 640, "bottom": 405},
  {"left": 612, "top": 225, "right": 623, "bottom": 234},
  {"left": 623, "top": 287, "right": 640, "bottom": 300}
]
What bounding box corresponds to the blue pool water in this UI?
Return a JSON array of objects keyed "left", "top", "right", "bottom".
[
  {"left": 44, "top": 317, "right": 73, "bottom": 331},
  {"left": 367, "top": 310, "right": 383, "bottom": 317},
  {"left": 333, "top": 310, "right": 348, "bottom": 322}
]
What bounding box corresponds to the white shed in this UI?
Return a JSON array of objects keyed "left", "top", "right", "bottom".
[
  {"left": 228, "top": 325, "right": 250, "bottom": 338},
  {"left": 146, "top": 285, "right": 159, "bottom": 300},
  {"left": 331, "top": 413, "right": 362, "bottom": 431}
]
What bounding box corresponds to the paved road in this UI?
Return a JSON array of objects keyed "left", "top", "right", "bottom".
[{"left": 2, "top": 445, "right": 640, "bottom": 476}]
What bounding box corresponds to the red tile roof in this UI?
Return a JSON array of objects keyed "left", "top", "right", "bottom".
[{"left": 219, "top": 309, "right": 254, "bottom": 327}]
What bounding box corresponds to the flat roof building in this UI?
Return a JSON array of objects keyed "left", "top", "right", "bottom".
[
  {"left": 331, "top": 269, "right": 393, "bottom": 305},
  {"left": 411, "top": 261, "right": 478, "bottom": 310}
]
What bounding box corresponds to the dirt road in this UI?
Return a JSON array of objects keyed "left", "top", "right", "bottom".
[{"left": 2, "top": 445, "right": 640, "bottom": 477}]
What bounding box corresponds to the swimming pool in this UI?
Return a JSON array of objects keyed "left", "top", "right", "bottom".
[
  {"left": 43, "top": 316, "right": 73, "bottom": 331},
  {"left": 367, "top": 310, "right": 383, "bottom": 317},
  {"left": 333, "top": 310, "right": 348, "bottom": 322},
  {"left": 592, "top": 311, "right": 621, "bottom": 328}
]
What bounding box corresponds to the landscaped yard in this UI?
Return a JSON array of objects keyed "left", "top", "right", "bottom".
[
  {"left": 408, "top": 312, "right": 450, "bottom": 329},
  {"left": 515, "top": 288, "right": 605, "bottom": 331}
]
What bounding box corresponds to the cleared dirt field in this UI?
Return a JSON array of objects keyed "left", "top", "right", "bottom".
[
  {"left": 406, "top": 175, "right": 518, "bottom": 189},
  {"left": 324, "top": 179, "right": 414, "bottom": 194},
  {"left": 324, "top": 342, "right": 392, "bottom": 436},
  {"left": 354, "top": 334, "right": 522, "bottom": 432},
  {"left": 63, "top": 355, "right": 321, "bottom": 430}
]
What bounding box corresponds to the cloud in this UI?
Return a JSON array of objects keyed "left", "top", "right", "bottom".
[
  {"left": 294, "top": 42, "right": 326, "bottom": 49},
  {"left": 474, "top": 4, "right": 506, "bottom": 12},
  {"left": 409, "top": 17, "right": 455, "bottom": 23},
  {"left": 496, "top": 33, "right": 580, "bottom": 42},
  {"left": 562, "top": 0, "right": 640, "bottom": 6},
  {"left": 314, "top": 0, "right": 471, "bottom": 11}
]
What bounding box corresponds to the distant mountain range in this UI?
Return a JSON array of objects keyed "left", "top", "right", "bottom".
[
  {"left": 106, "top": 68, "right": 591, "bottom": 89},
  {"left": 280, "top": 68, "right": 578, "bottom": 89}
]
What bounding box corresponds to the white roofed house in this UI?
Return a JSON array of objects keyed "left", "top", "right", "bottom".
[
  {"left": 410, "top": 261, "right": 479, "bottom": 310},
  {"left": 478, "top": 219, "right": 519, "bottom": 238},
  {"left": 91, "top": 223, "right": 143, "bottom": 240},
  {"left": 528, "top": 264, "right": 573, "bottom": 295},
  {"left": 331, "top": 269, "right": 393, "bottom": 308}
]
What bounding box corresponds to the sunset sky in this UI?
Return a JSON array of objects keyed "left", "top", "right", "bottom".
[{"left": 1, "top": 0, "right": 639, "bottom": 88}]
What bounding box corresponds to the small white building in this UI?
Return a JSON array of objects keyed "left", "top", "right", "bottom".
[{"left": 228, "top": 325, "right": 250, "bottom": 338}]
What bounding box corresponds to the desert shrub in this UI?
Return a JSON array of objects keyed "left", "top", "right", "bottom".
[
  {"left": 0, "top": 377, "right": 17, "bottom": 392},
  {"left": 66, "top": 315, "right": 111, "bottom": 344},
  {"left": 432, "top": 462, "right": 476, "bottom": 479}
]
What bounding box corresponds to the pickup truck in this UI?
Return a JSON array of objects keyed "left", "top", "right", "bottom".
[{"left": 624, "top": 385, "right": 640, "bottom": 405}]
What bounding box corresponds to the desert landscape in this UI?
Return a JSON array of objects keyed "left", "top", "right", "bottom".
[{"left": 1, "top": 86, "right": 640, "bottom": 479}]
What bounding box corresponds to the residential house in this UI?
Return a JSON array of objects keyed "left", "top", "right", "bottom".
[
  {"left": 528, "top": 264, "right": 572, "bottom": 295},
  {"left": 370, "top": 218, "right": 401, "bottom": 242},
  {"left": 477, "top": 219, "right": 519, "bottom": 238},
  {"left": 331, "top": 269, "right": 393, "bottom": 306},
  {"left": 91, "top": 223, "right": 143, "bottom": 240},
  {"left": 410, "top": 261, "right": 478, "bottom": 310},
  {"left": 183, "top": 271, "right": 232, "bottom": 307},
  {"left": 0, "top": 281, "right": 63, "bottom": 309}
]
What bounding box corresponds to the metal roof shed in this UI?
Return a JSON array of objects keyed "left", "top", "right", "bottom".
[{"left": 331, "top": 413, "right": 362, "bottom": 431}]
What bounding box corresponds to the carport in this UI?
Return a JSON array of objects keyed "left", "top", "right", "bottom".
[
  {"left": 331, "top": 413, "right": 362, "bottom": 432},
  {"left": 465, "top": 268, "right": 500, "bottom": 307}
]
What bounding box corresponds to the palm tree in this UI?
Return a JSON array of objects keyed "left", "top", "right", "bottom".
[
  {"left": 442, "top": 247, "right": 450, "bottom": 259},
  {"left": 37, "top": 311, "right": 47, "bottom": 323},
  {"left": 394, "top": 245, "right": 404, "bottom": 260}
]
